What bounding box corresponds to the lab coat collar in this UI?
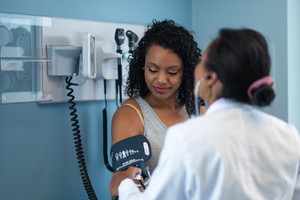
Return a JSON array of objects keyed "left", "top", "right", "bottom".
[{"left": 205, "top": 98, "right": 252, "bottom": 116}]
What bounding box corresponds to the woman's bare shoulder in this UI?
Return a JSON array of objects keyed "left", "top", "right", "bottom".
[{"left": 111, "top": 98, "right": 144, "bottom": 144}]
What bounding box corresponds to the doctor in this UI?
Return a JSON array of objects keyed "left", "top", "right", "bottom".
[{"left": 110, "top": 27, "right": 300, "bottom": 200}]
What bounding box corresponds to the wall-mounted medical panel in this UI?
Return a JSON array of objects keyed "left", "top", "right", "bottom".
[
  {"left": 0, "top": 12, "right": 144, "bottom": 104},
  {"left": 39, "top": 16, "right": 144, "bottom": 104}
]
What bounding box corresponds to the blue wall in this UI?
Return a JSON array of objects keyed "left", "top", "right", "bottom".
[
  {"left": 288, "top": 0, "right": 300, "bottom": 130},
  {"left": 0, "top": 0, "right": 192, "bottom": 28},
  {"left": 192, "top": 0, "right": 300, "bottom": 131},
  {"left": 0, "top": 1, "right": 192, "bottom": 200}
]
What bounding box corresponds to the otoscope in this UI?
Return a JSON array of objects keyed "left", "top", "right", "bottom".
[
  {"left": 126, "top": 30, "right": 139, "bottom": 54},
  {"left": 114, "top": 28, "right": 125, "bottom": 105}
]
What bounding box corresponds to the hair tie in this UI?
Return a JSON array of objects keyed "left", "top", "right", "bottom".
[{"left": 247, "top": 76, "right": 274, "bottom": 100}]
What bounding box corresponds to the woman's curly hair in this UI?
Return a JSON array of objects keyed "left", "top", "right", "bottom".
[{"left": 125, "top": 19, "right": 201, "bottom": 115}]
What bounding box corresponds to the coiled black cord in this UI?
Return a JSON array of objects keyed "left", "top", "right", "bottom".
[{"left": 65, "top": 76, "right": 98, "bottom": 200}]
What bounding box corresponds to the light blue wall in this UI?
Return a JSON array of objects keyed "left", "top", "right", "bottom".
[
  {"left": 192, "top": 0, "right": 289, "bottom": 122},
  {"left": 288, "top": 0, "right": 300, "bottom": 130},
  {"left": 0, "top": 1, "right": 192, "bottom": 200},
  {"left": 0, "top": 0, "right": 192, "bottom": 28},
  {"left": 192, "top": 0, "right": 300, "bottom": 131}
]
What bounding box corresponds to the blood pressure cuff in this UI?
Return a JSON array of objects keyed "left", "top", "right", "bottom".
[{"left": 110, "top": 134, "right": 152, "bottom": 176}]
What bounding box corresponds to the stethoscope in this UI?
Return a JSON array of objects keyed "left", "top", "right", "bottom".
[{"left": 194, "top": 78, "right": 209, "bottom": 117}]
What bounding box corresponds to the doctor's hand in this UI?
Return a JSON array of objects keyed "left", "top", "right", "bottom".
[{"left": 110, "top": 166, "right": 142, "bottom": 197}]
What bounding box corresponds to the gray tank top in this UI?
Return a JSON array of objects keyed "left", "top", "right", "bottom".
[{"left": 135, "top": 96, "right": 168, "bottom": 173}]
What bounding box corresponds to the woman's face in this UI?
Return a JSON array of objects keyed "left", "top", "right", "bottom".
[{"left": 144, "top": 45, "right": 183, "bottom": 101}]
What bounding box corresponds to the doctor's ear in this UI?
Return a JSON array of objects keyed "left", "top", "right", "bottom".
[
  {"left": 205, "top": 75, "right": 211, "bottom": 80},
  {"left": 205, "top": 72, "right": 218, "bottom": 87}
]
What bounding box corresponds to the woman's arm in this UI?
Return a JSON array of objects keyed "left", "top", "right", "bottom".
[
  {"left": 111, "top": 127, "right": 189, "bottom": 200},
  {"left": 111, "top": 98, "right": 144, "bottom": 145}
]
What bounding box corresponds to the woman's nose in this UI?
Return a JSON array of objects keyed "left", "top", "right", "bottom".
[{"left": 158, "top": 72, "right": 167, "bottom": 84}]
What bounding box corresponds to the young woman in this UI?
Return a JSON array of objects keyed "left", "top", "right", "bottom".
[{"left": 111, "top": 19, "right": 202, "bottom": 174}]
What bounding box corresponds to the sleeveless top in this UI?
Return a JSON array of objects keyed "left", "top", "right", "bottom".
[{"left": 135, "top": 96, "right": 168, "bottom": 174}]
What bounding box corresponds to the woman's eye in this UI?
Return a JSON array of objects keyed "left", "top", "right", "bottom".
[
  {"left": 168, "top": 71, "right": 178, "bottom": 75},
  {"left": 149, "top": 68, "right": 158, "bottom": 73}
]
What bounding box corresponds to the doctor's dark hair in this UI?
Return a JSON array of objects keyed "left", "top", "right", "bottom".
[
  {"left": 204, "top": 28, "right": 275, "bottom": 106},
  {"left": 125, "top": 19, "right": 201, "bottom": 115}
]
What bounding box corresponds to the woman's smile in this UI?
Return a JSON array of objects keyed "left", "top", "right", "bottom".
[{"left": 154, "top": 86, "right": 170, "bottom": 94}]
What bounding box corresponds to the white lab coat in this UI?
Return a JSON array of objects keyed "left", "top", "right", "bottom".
[{"left": 118, "top": 98, "right": 300, "bottom": 200}]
